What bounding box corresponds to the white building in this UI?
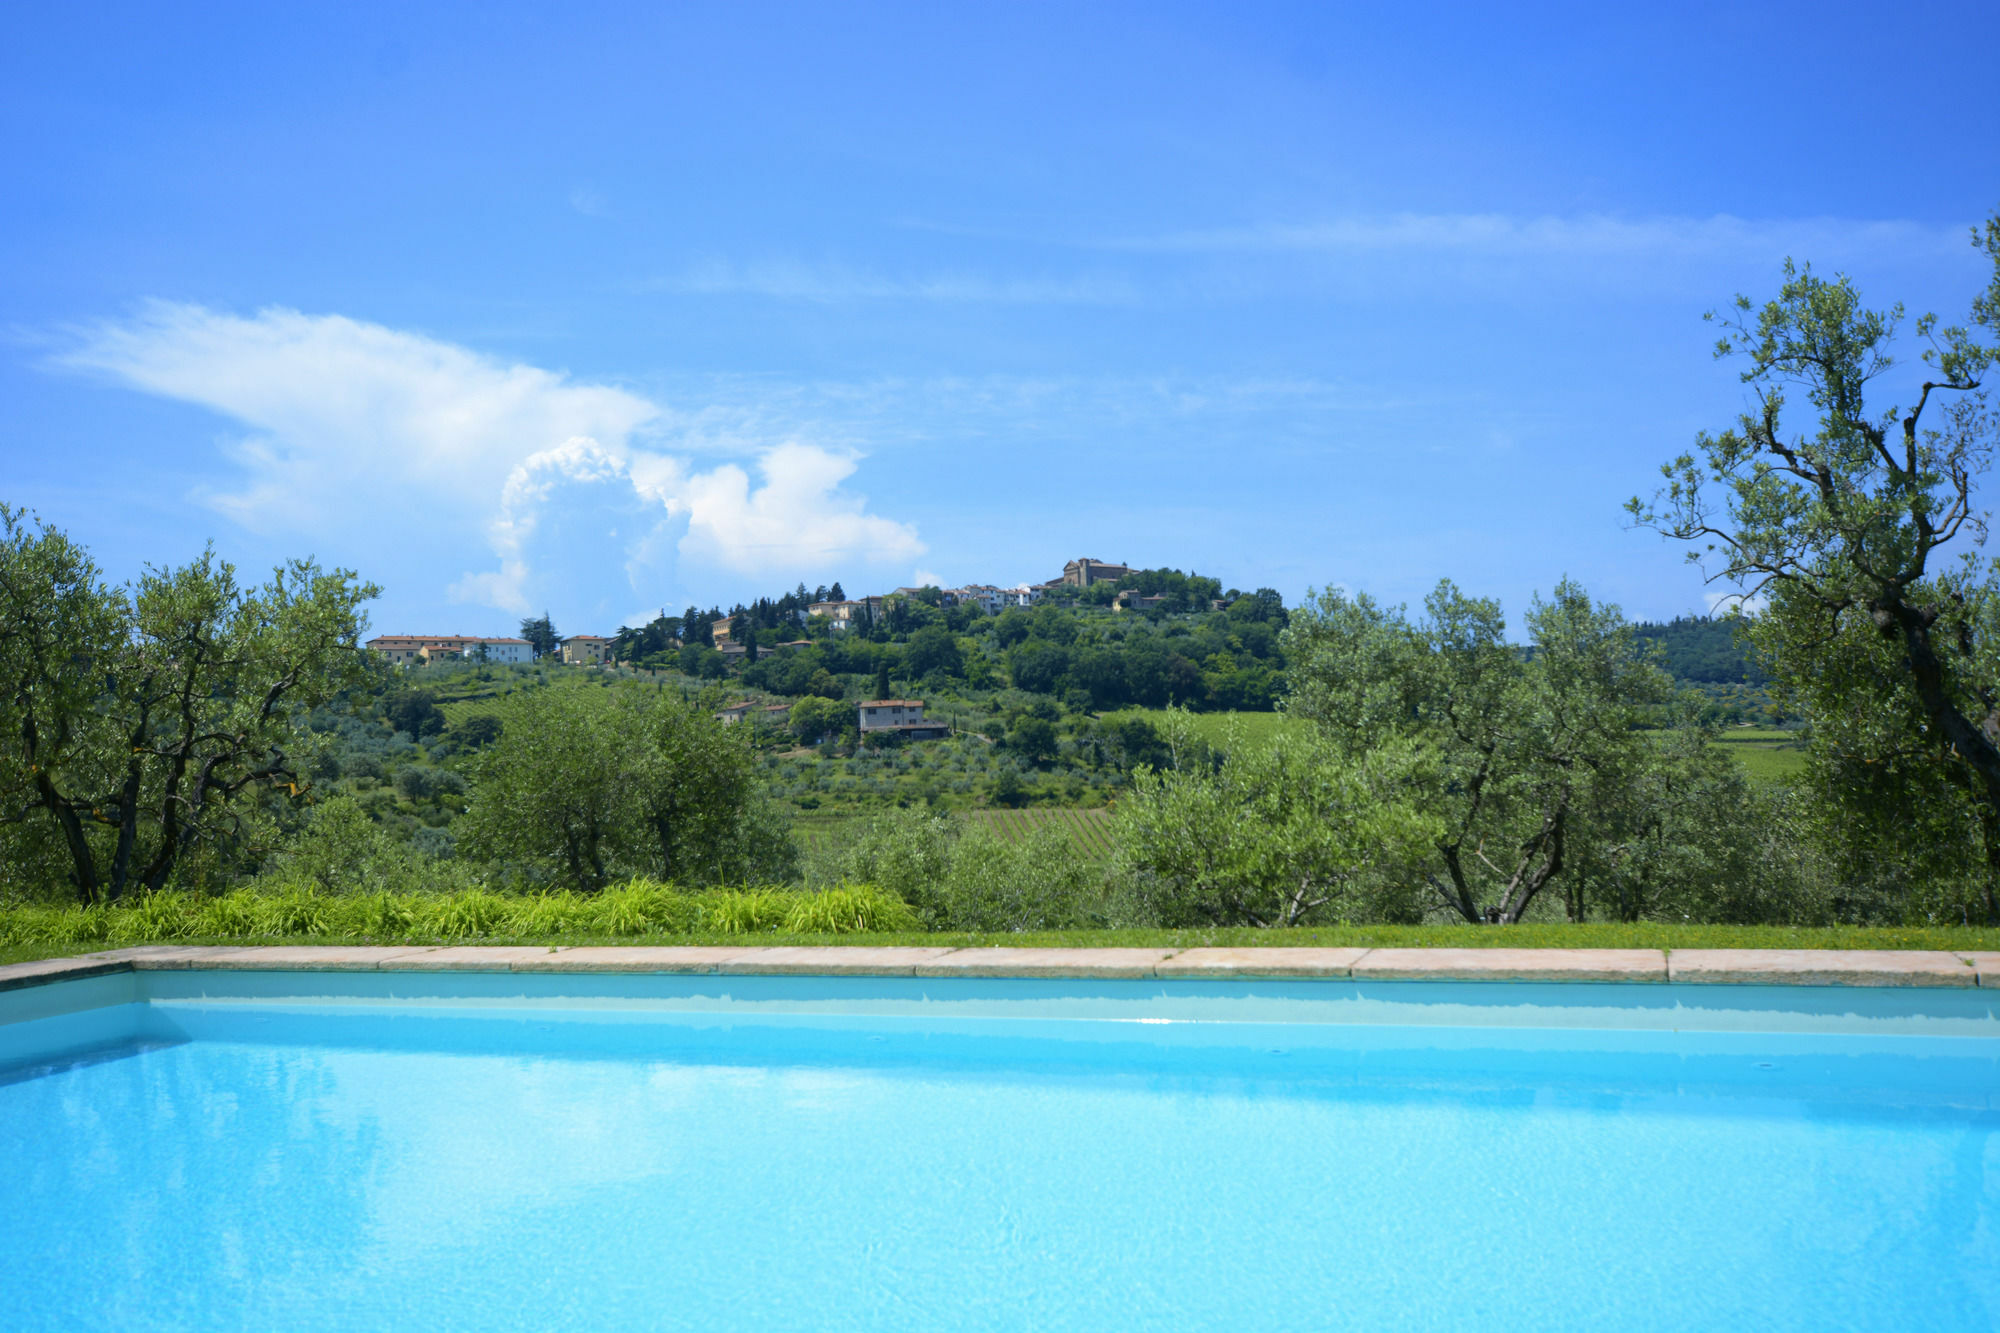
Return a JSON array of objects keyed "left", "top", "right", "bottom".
[
  {"left": 366, "top": 635, "right": 536, "bottom": 666},
  {"left": 951, "top": 585, "right": 1006, "bottom": 615}
]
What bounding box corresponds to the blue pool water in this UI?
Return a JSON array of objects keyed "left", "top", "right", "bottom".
[{"left": 2, "top": 972, "right": 1997, "bottom": 1331}]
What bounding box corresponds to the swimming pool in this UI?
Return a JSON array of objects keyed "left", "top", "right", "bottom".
[{"left": 3, "top": 962, "right": 1997, "bottom": 1330}]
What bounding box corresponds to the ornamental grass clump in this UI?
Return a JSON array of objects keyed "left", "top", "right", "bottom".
[
  {"left": 114, "top": 891, "right": 191, "bottom": 941},
  {"left": 193, "top": 891, "right": 262, "bottom": 938},
  {"left": 252, "top": 886, "right": 330, "bottom": 937},
  {"left": 697, "top": 889, "right": 790, "bottom": 934},
  {"left": 2, "top": 878, "right": 919, "bottom": 948},
  {"left": 411, "top": 888, "right": 512, "bottom": 940},
  {"left": 507, "top": 890, "right": 589, "bottom": 937},
  {"left": 589, "top": 880, "right": 701, "bottom": 936},
  {"left": 782, "top": 884, "right": 919, "bottom": 934},
  {"left": 351, "top": 890, "right": 416, "bottom": 938}
]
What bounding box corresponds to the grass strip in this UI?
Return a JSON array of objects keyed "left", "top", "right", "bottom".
[{"left": 6, "top": 919, "right": 1998, "bottom": 968}]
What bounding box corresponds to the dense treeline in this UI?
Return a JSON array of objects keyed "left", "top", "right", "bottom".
[{"left": 1632, "top": 616, "right": 1766, "bottom": 684}]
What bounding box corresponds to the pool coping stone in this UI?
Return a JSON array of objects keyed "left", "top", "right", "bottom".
[
  {"left": 1666, "top": 949, "right": 1976, "bottom": 987},
  {"left": 1157, "top": 947, "right": 1370, "bottom": 979},
  {"left": 6, "top": 946, "right": 2000, "bottom": 989},
  {"left": 512, "top": 946, "right": 760, "bottom": 973},
  {"left": 720, "top": 946, "right": 961, "bottom": 976},
  {"left": 1351, "top": 948, "right": 1668, "bottom": 983},
  {"left": 913, "top": 947, "right": 1178, "bottom": 979}
]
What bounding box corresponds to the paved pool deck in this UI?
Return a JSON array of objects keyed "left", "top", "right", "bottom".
[{"left": 3, "top": 944, "right": 1998, "bottom": 991}]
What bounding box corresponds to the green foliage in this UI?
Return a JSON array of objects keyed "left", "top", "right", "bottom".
[
  {"left": 903, "top": 624, "right": 964, "bottom": 679},
  {"left": 431, "top": 888, "right": 526, "bottom": 937},
  {"left": 1116, "top": 712, "right": 1440, "bottom": 926},
  {"left": 0, "top": 880, "right": 922, "bottom": 947},
  {"left": 0, "top": 507, "right": 378, "bottom": 903},
  {"left": 593, "top": 880, "right": 701, "bottom": 935},
  {"left": 385, "top": 689, "right": 445, "bottom": 738},
  {"left": 1632, "top": 616, "right": 1766, "bottom": 684},
  {"left": 458, "top": 686, "right": 795, "bottom": 891},
  {"left": 782, "top": 884, "right": 922, "bottom": 934},
  {"left": 788, "top": 694, "right": 851, "bottom": 744},
  {"left": 825, "top": 808, "right": 1127, "bottom": 930},
  {"left": 1632, "top": 215, "right": 2000, "bottom": 921},
  {"left": 1284, "top": 578, "right": 1738, "bottom": 924},
  {"left": 1006, "top": 715, "right": 1059, "bottom": 766},
  {"left": 518, "top": 613, "right": 559, "bottom": 659}
]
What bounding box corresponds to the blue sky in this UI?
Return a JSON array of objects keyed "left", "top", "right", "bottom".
[{"left": 4, "top": 1, "right": 1996, "bottom": 638}]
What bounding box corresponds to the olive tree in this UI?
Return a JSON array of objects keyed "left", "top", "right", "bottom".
[
  {"left": 0, "top": 506, "right": 377, "bottom": 903},
  {"left": 460, "top": 686, "right": 795, "bottom": 889},
  {"left": 1114, "top": 711, "right": 1440, "bottom": 927},
  {"left": 1631, "top": 212, "right": 2000, "bottom": 920},
  {"left": 1283, "top": 579, "right": 1678, "bottom": 923}
]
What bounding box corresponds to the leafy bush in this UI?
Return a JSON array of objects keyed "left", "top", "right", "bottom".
[{"left": 826, "top": 809, "right": 1132, "bottom": 931}]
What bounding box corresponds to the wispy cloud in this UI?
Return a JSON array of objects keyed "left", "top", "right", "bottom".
[
  {"left": 1104, "top": 212, "right": 1971, "bottom": 261},
  {"left": 56, "top": 302, "right": 923, "bottom": 613},
  {"left": 662, "top": 258, "right": 1138, "bottom": 305}
]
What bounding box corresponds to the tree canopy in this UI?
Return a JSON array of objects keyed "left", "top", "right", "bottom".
[
  {"left": 1633, "top": 210, "right": 2000, "bottom": 921},
  {"left": 0, "top": 507, "right": 377, "bottom": 902}
]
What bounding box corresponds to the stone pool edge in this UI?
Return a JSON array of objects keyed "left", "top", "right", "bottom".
[{"left": 2, "top": 945, "right": 1995, "bottom": 992}]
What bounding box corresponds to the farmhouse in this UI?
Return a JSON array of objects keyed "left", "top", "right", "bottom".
[
  {"left": 561, "top": 635, "right": 612, "bottom": 665},
  {"left": 857, "top": 698, "right": 950, "bottom": 740}
]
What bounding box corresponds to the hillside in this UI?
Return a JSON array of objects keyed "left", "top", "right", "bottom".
[{"left": 1634, "top": 616, "right": 1766, "bottom": 684}]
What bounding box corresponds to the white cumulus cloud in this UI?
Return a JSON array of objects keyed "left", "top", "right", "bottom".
[{"left": 57, "top": 302, "right": 923, "bottom": 613}]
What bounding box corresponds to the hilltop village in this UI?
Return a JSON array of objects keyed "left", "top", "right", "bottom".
[{"left": 363, "top": 557, "right": 1253, "bottom": 742}]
